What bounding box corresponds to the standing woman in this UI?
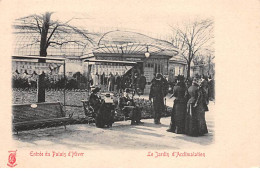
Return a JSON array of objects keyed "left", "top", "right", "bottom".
[
  {"left": 167, "top": 75, "right": 187, "bottom": 134},
  {"left": 185, "top": 78, "right": 208, "bottom": 136}
]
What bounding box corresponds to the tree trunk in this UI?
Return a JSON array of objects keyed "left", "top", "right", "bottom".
[
  {"left": 37, "top": 12, "right": 51, "bottom": 102},
  {"left": 208, "top": 56, "right": 211, "bottom": 75},
  {"left": 37, "top": 73, "right": 45, "bottom": 102},
  {"left": 187, "top": 62, "right": 191, "bottom": 79}
]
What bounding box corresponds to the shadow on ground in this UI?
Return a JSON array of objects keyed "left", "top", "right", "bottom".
[{"left": 13, "top": 115, "right": 214, "bottom": 150}]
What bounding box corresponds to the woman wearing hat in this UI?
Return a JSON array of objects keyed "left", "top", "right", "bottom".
[
  {"left": 167, "top": 75, "right": 187, "bottom": 134},
  {"left": 185, "top": 78, "right": 208, "bottom": 136},
  {"left": 89, "top": 87, "right": 102, "bottom": 113}
]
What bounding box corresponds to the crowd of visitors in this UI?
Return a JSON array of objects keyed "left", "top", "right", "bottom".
[
  {"left": 89, "top": 72, "right": 147, "bottom": 95},
  {"left": 89, "top": 70, "right": 214, "bottom": 137},
  {"left": 166, "top": 74, "right": 214, "bottom": 137}
]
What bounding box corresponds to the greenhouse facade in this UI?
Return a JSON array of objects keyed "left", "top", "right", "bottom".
[{"left": 12, "top": 20, "right": 186, "bottom": 87}]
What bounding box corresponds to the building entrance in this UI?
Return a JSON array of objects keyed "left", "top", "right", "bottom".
[{"left": 136, "top": 62, "right": 144, "bottom": 75}]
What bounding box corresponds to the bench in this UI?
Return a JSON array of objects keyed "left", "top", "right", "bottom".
[{"left": 12, "top": 102, "right": 74, "bottom": 134}]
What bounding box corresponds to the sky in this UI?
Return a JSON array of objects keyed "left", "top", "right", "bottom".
[{"left": 8, "top": 0, "right": 215, "bottom": 40}]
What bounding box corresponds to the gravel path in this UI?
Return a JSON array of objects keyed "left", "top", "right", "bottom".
[{"left": 13, "top": 100, "right": 215, "bottom": 150}]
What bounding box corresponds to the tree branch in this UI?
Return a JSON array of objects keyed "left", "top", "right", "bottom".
[
  {"left": 46, "top": 24, "right": 59, "bottom": 45},
  {"left": 48, "top": 40, "right": 85, "bottom": 46},
  {"left": 33, "top": 16, "right": 42, "bottom": 34},
  {"left": 18, "top": 41, "right": 40, "bottom": 49}
]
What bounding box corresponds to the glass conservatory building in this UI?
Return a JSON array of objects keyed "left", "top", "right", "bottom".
[{"left": 13, "top": 21, "right": 184, "bottom": 84}]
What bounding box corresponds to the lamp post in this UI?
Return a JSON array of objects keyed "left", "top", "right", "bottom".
[
  {"left": 144, "top": 45, "right": 150, "bottom": 76},
  {"left": 120, "top": 46, "right": 124, "bottom": 60},
  {"left": 143, "top": 45, "right": 150, "bottom": 85},
  {"left": 145, "top": 46, "right": 150, "bottom": 58}
]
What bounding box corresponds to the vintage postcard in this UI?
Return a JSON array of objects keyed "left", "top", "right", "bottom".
[{"left": 0, "top": 0, "right": 259, "bottom": 168}]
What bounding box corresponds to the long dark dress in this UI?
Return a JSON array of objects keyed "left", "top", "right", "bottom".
[
  {"left": 185, "top": 85, "right": 208, "bottom": 136},
  {"left": 208, "top": 79, "right": 215, "bottom": 100},
  {"left": 169, "top": 82, "right": 187, "bottom": 134}
]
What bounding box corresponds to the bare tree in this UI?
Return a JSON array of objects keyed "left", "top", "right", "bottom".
[
  {"left": 170, "top": 19, "right": 214, "bottom": 78},
  {"left": 204, "top": 48, "right": 215, "bottom": 76},
  {"left": 14, "top": 12, "right": 95, "bottom": 102},
  {"left": 193, "top": 53, "right": 205, "bottom": 65}
]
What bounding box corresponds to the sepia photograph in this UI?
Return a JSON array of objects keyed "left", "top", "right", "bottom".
[
  {"left": 11, "top": 9, "right": 215, "bottom": 150},
  {"left": 0, "top": 0, "right": 259, "bottom": 168}
]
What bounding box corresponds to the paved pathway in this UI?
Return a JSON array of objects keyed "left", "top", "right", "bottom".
[{"left": 13, "top": 96, "right": 215, "bottom": 150}]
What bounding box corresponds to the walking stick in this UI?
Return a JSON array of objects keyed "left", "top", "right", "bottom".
[{"left": 164, "top": 97, "right": 167, "bottom": 116}]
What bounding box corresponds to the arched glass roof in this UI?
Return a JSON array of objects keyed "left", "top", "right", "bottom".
[
  {"left": 13, "top": 17, "right": 179, "bottom": 59},
  {"left": 13, "top": 30, "right": 99, "bottom": 58},
  {"left": 91, "top": 30, "right": 179, "bottom": 57},
  {"left": 12, "top": 16, "right": 99, "bottom": 58}
]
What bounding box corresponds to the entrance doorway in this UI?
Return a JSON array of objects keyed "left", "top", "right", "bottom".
[{"left": 136, "top": 62, "right": 144, "bottom": 75}]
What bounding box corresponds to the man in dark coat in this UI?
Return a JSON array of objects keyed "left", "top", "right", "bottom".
[
  {"left": 115, "top": 73, "right": 122, "bottom": 93},
  {"left": 149, "top": 73, "right": 165, "bottom": 124},
  {"left": 121, "top": 75, "right": 131, "bottom": 90},
  {"left": 138, "top": 73, "right": 147, "bottom": 95},
  {"left": 108, "top": 73, "right": 115, "bottom": 91},
  {"left": 101, "top": 72, "right": 105, "bottom": 85},
  {"left": 161, "top": 75, "right": 169, "bottom": 97},
  {"left": 132, "top": 73, "right": 140, "bottom": 96}
]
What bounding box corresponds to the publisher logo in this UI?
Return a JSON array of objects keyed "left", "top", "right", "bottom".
[{"left": 7, "top": 150, "right": 17, "bottom": 168}]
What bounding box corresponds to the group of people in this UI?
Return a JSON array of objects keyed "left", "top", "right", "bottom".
[
  {"left": 88, "top": 86, "right": 143, "bottom": 126},
  {"left": 89, "top": 71, "right": 212, "bottom": 137},
  {"left": 132, "top": 73, "right": 147, "bottom": 95},
  {"left": 167, "top": 75, "right": 210, "bottom": 137},
  {"left": 91, "top": 72, "right": 126, "bottom": 92},
  {"left": 118, "top": 88, "right": 143, "bottom": 125},
  {"left": 90, "top": 72, "right": 147, "bottom": 95}
]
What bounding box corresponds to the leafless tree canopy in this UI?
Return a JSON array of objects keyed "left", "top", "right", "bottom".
[
  {"left": 13, "top": 12, "right": 98, "bottom": 102},
  {"left": 13, "top": 12, "right": 97, "bottom": 57},
  {"left": 170, "top": 18, "right": 214, "bottom": 77}
]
